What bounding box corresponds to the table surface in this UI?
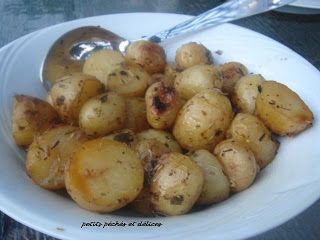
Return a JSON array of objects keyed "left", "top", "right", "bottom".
[{"left": 0, "top": 1, "right": 320, "bottom": 239}]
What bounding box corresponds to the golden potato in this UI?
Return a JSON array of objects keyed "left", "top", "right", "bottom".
[
  {"left": 106, "top": 62, "right": 149, "bottom": 97},
  {"left": 145, "top": 82, "right": 181, "bottom": 129},
  {"left": 124, "top": 97, "right": 149, "bottom": 132},
  {"left": 150, "top": 152, "right": 204, "bottom": 215},
  {"left": 126, "top": 40, "right": 166, "bottom": 74},
  {"left": 136, "top": 129, "right": 182, "bottom": 153},
  {"left": 164, "top": 63, "right": 180, "bottom": 83},
  {"left": 175, "top": 42, "right": 212, "bottom": 70},
  {"left": 214, "top": 139, "right": 259, "bottom": 193},
  {"left": 48, "top": 73, "right": 104, "bottom": 124},
  {"left": 26, "top": 125, "right": 88, "bottom": 189},
  {"left": 149, "top": 73, "right": 174, "bottom": 87},
  {"left": 79, "top": 92, "right": 126, "bottom": 137},
  {"left": 189, "top": 149, "right": 230, "bottom": 205},
  {"left": 83, "top": 49, "right": 125, "bottom": 83},
  {"left": 174, "top": 64, "right": 222, "bottom": 100},
  {"left": 173, "top": 89, "right": 233, "bottom": 151},
  {"left": 104, "top": 129, "right": 136, "bottom": 147},
  {"left": 232, "top": 74, "right": 265, "bottom": 114},
  {"left": 217, "top": 62, "right": 248, "bottom": 95},
  {"left": 255, "top": 81, "right": 313, "bottom": 136},
  {"left": 65, "top": 138, "right": 144, "bottom": 213},
  {"left": 227, "top": 113, "right": 279, "bottom": 168},
  {"left": 12, "top": 95, "right": 60, "bottom": 146}
]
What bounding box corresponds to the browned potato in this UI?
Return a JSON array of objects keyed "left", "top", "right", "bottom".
[
  {"left": 48, "top": 73, "right": 104, "bottom": 124},
  {"left": 174, "top": 64, "right": 222, "bottom": 100},
  {"left": 232, "top": 74, "right": 265, "bottom": 114},
  {"left": 124, "top": 97, "right": 149, "bottom": 133},
  {"left": 83, "top": 49, "right": 125, "bottom": 83},
  {"left": 65, "top": 138, "right": 144, "bottom": 213},
  {"left": 175, "top": 42, "right": 212, "bottom": 70},
  {"left": 104, "top": 129, "right": 136, "bottom": 147},
  {"left": 136, "top": 129, "right": 182, "bottom": 153},
  {"left": 125, "top": 40, "right": 166, "bottom": 74},
  {"left": 106, "top": 62, "right": 149, "bottom": 97},
  {"left": 173, "top": 89, "right": 233, "bottom": 151},
  {"left": 217, "top": 62, "right": 248, "bottom": 95},
  {"left": 255, "top": 81, "right": 313, "bottom": 136},
  {"left": 214, "top": 139, "right": 259, "bottom": 192},
  {"left": 131, "top": 186, "right": 154, "bottom": 216},
  {"left": 79, "top": 92, "right": 126, "bottom": 137},
  {"left": 26, "top": 125, "right": 88, "bottom": 189},
  {"left": 189, "top": 149, "right": 230, "bottom": 205},
  {"left": 145, "top": 82, "right": 181, "bottom": 129},
  {"left": 227, "top": 113, "right": 279, "bottom": 168},
  {"left": 164, "top": 63, "right": 180, "bottom": 83},
  {"left": 150, "top": 152, "right": 204, "bottom": 215},
  {"left": 12, "top": 95, "right": 60, "bottom": 146}
]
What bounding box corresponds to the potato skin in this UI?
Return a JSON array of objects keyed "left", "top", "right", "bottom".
[
  {"left": 174, "top": 64, "right": 222, "bottom": 100},
  {"left": 145, "top": 82, "right": 181, "bottom": 129},
  {"left": 227, "top": 113, "right": 279, "bottom": 168},
  {"left": 65, "top": 138, "right": 144, "bottom": 213},
  {"left": 173, "top": 89, "right": 233, "bottom": 151},
  {"left": 26, "top": 125, "right": 88, "bottom": 189},
  {"left": 126, "top": 40, "right": 166, "bottom": 74},
  {"left": 214, "top": 139, "right": 259, "bottom": 193},
  {"left": 189, "top": 149, "right": 230, "bottom": 205},
  {"left": 124, "top": 97, "right": 149, "bottom": 132},
  {"left": 83, "top": 49, "right": 125, "bottom": 83},
  {"left": 175, "top": 42, "right": 212, "bottom": 70},
  {"left": 48, "top": 73, "right": 104, "bottom": 124},
  {"left": 255, "top": 81, "right": 313, "bottom": 136},
  {"left": 104, "top": 129, "right": 136, "bottom": 147},
  {"left": 79, "top": 92, "right": 126, "bottom": 137},
  {"left": 232, "top": 74, "right": 265, "bottom": 114},
  {"left": 151, "top": 152, "right": 204, "bottom": 216},
  {"left": 12, "top": 95, "right": 60, "bottom": 146}
]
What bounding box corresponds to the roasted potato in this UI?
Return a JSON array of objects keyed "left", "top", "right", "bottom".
[
  {"left": 164, "top": 63, "right": 180, "bottom": 84},
  {"left": 151, "top": 152, "right": 204, "bottom": 215},
  {"left": 173, "top": 89, "right": 233, "bottom": 151},
  {"left": 255, "top": 81, "right": 313, "bottom": 136},
  {"left": 65, "top": 138, "right": 144, "bottom": 213},
  {"left": 175, "top": 42, "right": 212, "bottom": 70},
  {"left": 124, "top": 97, "right": 149, "bottom": 133},
  {"left": 217, "top": 62, "right": 248, "bottom": 95},
  {"left": 26, "top": 125, "right": 88, "bottom": 189},
  {"left": 125, "top": 40, "right": 166, "bottom": 74},
  {"left": 174, "top": 64, "right": 222, "bottom": 100},
  {"left": 79, "top": 92, "right": 126, "bottom": 137},
  {"left": 48, "top": 73, "right": 104, "bottom": 124},
  {"left": 12, "top": 95, "right": 60, "bottom": 146},
  {"left": 232, "top": 74, "right": 265, "bottom": 114},
  {"left": 145, "top": 82, "right": 181, "bottom": 129},
  {"left": 106, "top": 62, "right": 149, "bottom": 97},
  {"left": 104, "top": 129, "right": 136, "bottom": 147},
  {"left": 214, "top": 139, "right": 259, "bottom": 192},
  {"left": 227, "top": 113, "right": 279, "bottom": 168},
  {"left": 82, "top": 49, "right": 125, "bottom": 83},
  {"left": 131, "top": 186, "right": 154, "bottom": 216},
  {"left": 136, "top": 129, "right": 182, "bottom": 153}
]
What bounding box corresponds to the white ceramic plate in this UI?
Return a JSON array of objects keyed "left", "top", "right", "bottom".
[
  {"left": 290, "top": 0, "right": 320, "bottom": 9},
  {"left": 0, "top": 13, "right": 320, "bottom": 240}
]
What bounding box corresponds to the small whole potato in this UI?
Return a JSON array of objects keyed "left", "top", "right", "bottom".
[
  {"left": 164, "top": 63, "right": 180, "bottom": 83},
  {"left": 106, "top": 62, "right": 149, "bottom": 97},
  {"left": 126, "top": 40, "right": 166, "bottom": 74},
  {"left": 83, "top": 49, "right": 125, "bottom": 83},
  {"left": 173, "top": 89, "right": 233, "bottom": 151},
  {"left": 255, "top": 81, "right": 313, "bottom": 136},
  {"left": 136, "top": 129, "right": 182, "bottom": 153},
  {"left": 145, "top": 82, "right": 181, "bottom": 129},
  {"left": 124, "top": 97, "right": 149, "bottom": 132},
  {"left": 175, "top": 42, "right": 212, "bottom": 70},
  {"left": 26, "top": 125, "right": 88, "bottom": 189},
  {"left": 232, "top": 74, "right": 265, "bottom": 114},
  {"left": 48, "top": 73, "right": 104, "bottom": 124},
  {"left": 217, "top": 62, "right": 248, "bottom": 95},
  {"left": 12, "top": 95, "right": 60, "bottom": 146},
  {"left": 104, "top": 129, "right": 136, "bottom": 147},
  {"left": 174, "top": 64, "right": 222, "bottom": 100},
  {"left": 151, "top": 152, "right": 204, "bottom": 216},
  {"left": 189, "top": 149, "right": 230, "bottom": 205},
  {"left": 79, "top": 92, "right": 126, "bottom": 137},
  {"left": 65, "top": 138, "right": 144, "bottom": 213},
  {"left": 214, "top": 139, "right": 259, "bottom": 193},
  {"left": 227, "top": 113, "right": 279, "bottom": 168}
]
